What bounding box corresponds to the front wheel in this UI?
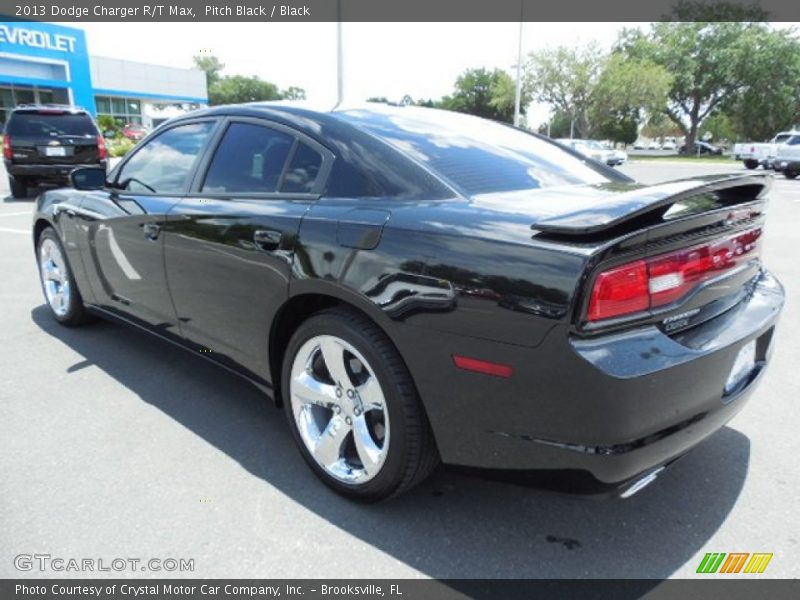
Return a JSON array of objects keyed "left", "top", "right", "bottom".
[
  {"left": 37, "top": 227, "right": 92, "bottom": 325},
  {"left": 282, "top": 308, "right": 439, "bottom": 501},
  {"left": 784, "top": 169, "right": 798, "bottom": 180}
]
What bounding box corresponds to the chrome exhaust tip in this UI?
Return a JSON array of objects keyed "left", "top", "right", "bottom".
[{"left": 620, "top": 466, "right": 665, "bottom": 499}]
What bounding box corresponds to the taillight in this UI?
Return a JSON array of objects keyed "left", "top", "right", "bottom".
[
  {"left": 587, "top": 260, "right": 649, "bottom": 321},
  {"left": 96, "top": 135, "right": 107, "bottom": 160},
  {"left": 2, "top": 135, "right": 11, "bottom": 159},
  {"left": 587, "top": 228, "right": 762, "bottom": 322}
]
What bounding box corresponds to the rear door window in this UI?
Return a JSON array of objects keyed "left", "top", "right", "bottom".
[
  {"left": 280, "top": 142, "right": 323, "bottom": 193},
  {"left": 202, "top": 122, "right": 294, "bottom": 194}
]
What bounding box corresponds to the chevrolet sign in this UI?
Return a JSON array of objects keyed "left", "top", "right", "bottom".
[{"left": 0, "top": 25, "right": 76, "bottom": 53}]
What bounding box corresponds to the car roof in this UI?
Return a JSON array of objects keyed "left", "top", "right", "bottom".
[{"left": 10, "top": 104, "right": 91, "bottom": 116}]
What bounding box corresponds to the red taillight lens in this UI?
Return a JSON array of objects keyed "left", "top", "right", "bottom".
[
  {"left": 96, "top": 135, "right": 107, "bottom": 160},
  {"left": 587, "top": 260, "right": 649, "bottom": 321},
  {"left": 587, "top": 228, "right": 762, "bottom": 322},
  {"left": 2, "top": 135, "right": 11, "bottom": 159}
]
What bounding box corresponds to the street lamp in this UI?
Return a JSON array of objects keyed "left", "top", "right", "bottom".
[{"left": 513, "top": 3, "right": 524, "bottom": 127}]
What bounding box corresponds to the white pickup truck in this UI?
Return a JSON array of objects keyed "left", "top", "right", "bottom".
[
  {"left": 733, "top": 131, "right": 798, "bottom": 170},
  {"left": 775, "top": 133, "right": 800, "bottom": 179}
]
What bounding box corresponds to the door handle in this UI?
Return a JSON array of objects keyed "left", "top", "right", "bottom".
[
  {"left": 142, "top": 223, "right": 161, "bottom": 241},
  {"left": 254, "top": 229, "right": 283, "bottom": 252}
]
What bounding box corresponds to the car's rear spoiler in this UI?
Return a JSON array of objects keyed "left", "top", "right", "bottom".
[{"left": 531, "top": 173, "right": 771, "bottom": 236}]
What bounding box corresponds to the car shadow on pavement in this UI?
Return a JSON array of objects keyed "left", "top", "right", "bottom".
[{"left": 32, "top": 305, "right": 750, "bottom": 583}]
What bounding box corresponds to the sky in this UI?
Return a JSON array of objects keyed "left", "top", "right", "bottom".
[
  {"left": 56, "top": 21, "right": 798, "bottom": 126},
  {"left": 57, "top": 22, "right": 648, "bottom": 125}
]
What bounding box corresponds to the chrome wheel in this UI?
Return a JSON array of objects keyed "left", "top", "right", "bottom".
[
  {"left": 289, "top": 335, "right": 389, "bottom": 484},
  {"left": 39, "top": 237, "right": 71, "bottom": 317}
]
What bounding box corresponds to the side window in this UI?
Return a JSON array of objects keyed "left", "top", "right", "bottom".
[
  {"left": 116, "top": 121, "right": 214, "bottom": 194},
  {"left": 788, "top": 136, "right": 800, "bottom": 146},
  {"left": 202, "top": 122, "right": 293, "bottom": 193},
  {"left": 281, "top": 142, "right": 323, "bottom": 193}
]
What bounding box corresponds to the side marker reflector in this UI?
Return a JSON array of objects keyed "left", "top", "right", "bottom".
[{"left": 453, "top": 354, "right": 513, "bottom": 378}]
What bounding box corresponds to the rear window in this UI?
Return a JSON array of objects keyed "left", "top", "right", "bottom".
[
  {"left": 6, "top": 112, "right": 97, "bottom": 137},
  {"left": 338, "top": 107, "right": 610, "bottom": 196}
]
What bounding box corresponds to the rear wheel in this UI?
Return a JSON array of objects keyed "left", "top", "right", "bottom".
[
  {"left": 282, "top": 308, "right": 438, "bottom": 501},
  {"left": 784, "top": 170, "right": 798, "bottom": 179},
  {"left": 9, "top": 176, "right": 26, "bottom": 199},
  {"left": 744, "top": 159, "right": 759, "bottom": 170},
  {"left": 37, "top": 227, "right": 92, "bottom": 326}
]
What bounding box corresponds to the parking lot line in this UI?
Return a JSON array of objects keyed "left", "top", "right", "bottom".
[
  {"left": 0, "top": 227, "right": 29, "bottom": 234},
  {"left": 0, "top": 211, "right": 33, "bottom": 217}
]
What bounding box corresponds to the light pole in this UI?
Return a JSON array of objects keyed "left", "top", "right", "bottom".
[
  {"left": 334, "top": 0, "right": 343, "bottom": 109},
  {"left": 513, "top": 3, "right": 523, "bottom": 127}
]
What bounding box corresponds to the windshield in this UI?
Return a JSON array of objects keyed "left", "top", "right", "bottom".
[
  {"left": 338, "top": 107, "right": 610, "bottom": 196},
  {"left": 6, "top": 112, "right": 97, "bottom": 137}
]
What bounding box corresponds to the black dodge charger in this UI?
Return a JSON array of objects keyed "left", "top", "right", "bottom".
[{"left": 32, "top": 103, "right": 784, "bottom": 501}]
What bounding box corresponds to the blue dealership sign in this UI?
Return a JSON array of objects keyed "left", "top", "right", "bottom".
[{"left": 0, "top": 21, "right": 95, "bottom": 114}]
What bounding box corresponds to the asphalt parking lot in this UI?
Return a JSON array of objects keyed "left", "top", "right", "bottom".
[{"left": 1, "top": 159, "right": 798, "bottom": 581}]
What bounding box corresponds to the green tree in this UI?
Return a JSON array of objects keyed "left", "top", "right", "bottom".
[
  {"left": 192, "top": 54, "right": 225, "bottom": 87},
  {"left": 617, "top": 4, "right": 770, "bottom": 152},
  {"left": 209, "top": 75, "right": 283, "bottom": 105},
  {"left": 281, "top": 86, "right": 307, "bottom": 101},
  {"left": 525, "top": 44, "right": 671, "bottom": 140},
  {"left": 539, "top": 111, "right": 573, "bottom": 138},
  {"left": 525, "top": 43, "right": 604, "bottom": 138},
  {"left": 440, "top": 68, "right": 527, "bottom": 123},
  {"left": 701, "top": 112, "right": 736, "bottom": 145},
  {"left": 722, "top": 27, "right": 800, "bottom": 141},
  {"left": 591, "top": 54, "right": 673, "bottom": 144}
]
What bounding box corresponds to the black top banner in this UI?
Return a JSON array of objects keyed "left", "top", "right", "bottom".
[{"left": 2, "top": 0, "right": 800, "bottom": 22}]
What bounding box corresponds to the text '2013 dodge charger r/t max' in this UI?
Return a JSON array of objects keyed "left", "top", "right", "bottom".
[{"left": 32, "top": 103, "right": 784, "bottom": 501}]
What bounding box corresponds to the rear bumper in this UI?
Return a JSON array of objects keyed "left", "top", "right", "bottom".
[
  {"left": 5, "top": 160, "right": 106, "bottom": 181},
  {"left": 396, "top": 269, "right": 784, "bottom": 492}
]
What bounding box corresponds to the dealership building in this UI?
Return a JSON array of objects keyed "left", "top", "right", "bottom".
[{"left": 0, "top": 21, "right": 208, "bottom": 128}]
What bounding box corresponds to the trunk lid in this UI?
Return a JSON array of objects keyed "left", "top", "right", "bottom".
[{"left": 530, "top": 174, "right": 771, "bottom": 335}]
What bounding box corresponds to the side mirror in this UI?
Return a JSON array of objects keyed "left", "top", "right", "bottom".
[{"left": 70, "top": 167, "right": 107, "bottom": 190}]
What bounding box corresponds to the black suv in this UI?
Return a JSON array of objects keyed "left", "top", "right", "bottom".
[{"left": 3, "top": 105, "right": 107, "bottom": 199}]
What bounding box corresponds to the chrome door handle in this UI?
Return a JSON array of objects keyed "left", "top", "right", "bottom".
[
  {"left": 254, "top": 229, "right": 282, "bottom": 252},
  {"left": 142, "top": 223, "right": 161, "bottom": 241}
]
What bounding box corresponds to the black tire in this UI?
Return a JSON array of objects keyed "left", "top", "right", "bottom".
[
  {"left": 9, "top": 176, "right": 27, "bottom": 199},
  {"left": 36, "top": 227, "right": 93, "bottom": 326},
  {"left": 282, "top": 308, "right": 439, "bottom": 501},
  {"left": 784, "top": 170, "right": 798, "bottom": 180},
  {"left": 744, "top": 159, "right": 759, "bottom": 170}
]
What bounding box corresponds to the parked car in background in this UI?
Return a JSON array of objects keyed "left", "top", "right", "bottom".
[
  {"left": 557, "top": 138, "right": 604, "bottom": 163},
  {"left": 679, "top": 141, "right": 723, "bottom": 156},
  {"left": 2, "top": 105, "right": 106, "bottom": 199},
  {"left": 775, "top": 133, "right": 800, "bottom": 179},
  {"left": 662, "top": 140, "right": 677, "bottom": 151},
  {"left": 122, "top": 123, "right": 148, "bottom": 141},
  {"left": 598, "top": 141, "right": 627, "bottom": 166},
  {"left": 733, "top": 131, "right": 797, "bottom": 170},
  {"left": 31, "top": 103, "right": 783, "bottom": 501},
  {"left": 648, "top": 141, "right": 662, "bottom": 150},
  {"left": 633, "top": 140, "right": 645, "bottom": 150},
  {"left": 557, "top": 139, "right": 618, "bottom": 166}
]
